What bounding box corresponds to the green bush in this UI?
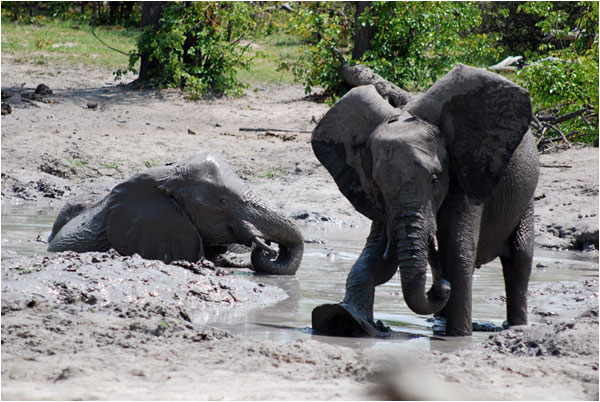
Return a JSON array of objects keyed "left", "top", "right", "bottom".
[
  {"left": 282, "top": 2, "right": 503, "bottom": 99},
  {"left": 120, "top": 2, "right": 257, "bottom": 97},
  {"left": 359, "top": 2, "right": 501, "bottom": 90},
  {"left": 516, "top": 1, "right": 598, "bottom": 144},
  {"left": 280, "top": 2, "right": 354, "bottom": 98}
]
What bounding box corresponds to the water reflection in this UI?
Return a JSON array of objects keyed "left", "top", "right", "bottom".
[
  {"left": 2, "top": 207, "right": 598, "bottom": 353},
  {"left": 1, "top": 204, "right": 58, "bottom": 257}
]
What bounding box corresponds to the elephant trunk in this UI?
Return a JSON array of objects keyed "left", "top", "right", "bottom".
[
  {"left": 251, "top": 239, "right": 304, "bottom": 276},
  {"left": 390, "top": 211, "right": 450, "bottom": 315},
  {"left": 241, "top": 191, "right": 304, "bottom": 275}
]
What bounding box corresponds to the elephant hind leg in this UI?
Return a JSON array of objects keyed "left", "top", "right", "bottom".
[
  {"left": 48, "top": 208, "right": 110, "bottom": 253},
  {"left": 48, "top": 202, "right": 88, "bottom": 243},
  {"left": 500, "top": 201, "right": 535, "bottom": 326}
]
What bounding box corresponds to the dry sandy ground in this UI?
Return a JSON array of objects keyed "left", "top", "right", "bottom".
[{"left": 1, "top": 58, "right": 599, "bottom": 400}]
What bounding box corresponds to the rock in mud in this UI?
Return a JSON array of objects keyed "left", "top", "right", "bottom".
[
  {"left": 21, "top": 92, "right": 45, "bottom": 102},
  {"left": 35, "top": 178, "right": 66, "bottom": 198},
  {"left": 292, "top": 210, "right": 337, "bottom": 224},
  {"left": 2, "top": 102, "right": 12, "bottom": 115},
  {"left": 35, "top": 84, "right": 53, "bottom": 95},
  {"left": 39, "top": 153, "right": 76, "bottom": 179},
  {"left": 484, "top": 306, "right": 599, "bottom": 357}
]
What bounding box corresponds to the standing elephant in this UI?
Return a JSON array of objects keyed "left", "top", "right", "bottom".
[
  {"left": 311, "top": 64, "right": 538, "bottom": 336},
  {"left": 48, "top": 153, "right": 304, "bottom": 275}
]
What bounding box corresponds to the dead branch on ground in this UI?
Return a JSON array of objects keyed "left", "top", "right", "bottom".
[{"left": 530, "top": 107, "right": 596, "bottom": 153}]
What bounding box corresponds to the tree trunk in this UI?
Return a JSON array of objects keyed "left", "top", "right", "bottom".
[
  {"left": 138, "top": 2, "right": 167, "bottom": 82},
  {"left": 352, "top": 1, "right": 375, "bottom": 60},
  {"left": 340, "top": 63, "right": 412, "bottom": 108},
  {"left": 181, "top": 1, "right": 199, "bottom": 86},
  {"left": 109, "top": 2, "right": 119, "bottom": 24},
  {"left": 122, "top": 1, "right": 134, "bottom": 24}
]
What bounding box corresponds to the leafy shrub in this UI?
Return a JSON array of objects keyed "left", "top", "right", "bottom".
[
  {"left": 516, "top": 1, "right": 598, "bottom": 144},
  {"left": 282, "top": 2, "right": 503, "bottom": 99},
  {"left": 121, "top": 2, "right": 257, "bottom": 97},
  {"left": 358, "top": 2, "right": 501, "bottom": 90},
  {"left": 1, "top": 2, "right": 140, "bottom": 26},
  {"left": 280, "top": 2, "right": 354, "bottom": 98}
]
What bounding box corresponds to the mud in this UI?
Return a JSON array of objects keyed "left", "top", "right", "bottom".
[
  {"left": 1, "top": 250, "right": 284, "bottom": 315},
  {"left": 1, "top": 57, "right": 599, "bottom": 400}
]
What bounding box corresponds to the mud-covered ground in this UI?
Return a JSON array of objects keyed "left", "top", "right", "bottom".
[{"left": 1, "top": 58, "right": 598, "bottom": 400}]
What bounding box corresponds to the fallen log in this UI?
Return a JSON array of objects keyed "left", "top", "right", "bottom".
[
  {"left": 547, "top": 123, "right": 571, "bottom": 148},
  {"left": 537, "top": 108, "right": 590, "bottom": 124},
  {"left": 488, "top": 55, "right": 524, "bottom": 71},
  {"left": 540, "top": 164, "right": 572, "bottom": 168},
  {"left": 339, "top": 63, "right": 412, "bottom": 108},
  {"left": 238, "top": 127, "right": 311, "bottom": 134}
]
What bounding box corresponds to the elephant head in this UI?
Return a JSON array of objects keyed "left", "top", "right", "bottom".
[
  {"left": 50, "top": 153, "right": 303, "bottom": 275},
  {"left": 312, "top": 64, "right": 532, "bottom": 315}
]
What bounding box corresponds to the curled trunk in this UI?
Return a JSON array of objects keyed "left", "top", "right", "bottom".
[
  {"left": 392, "top": 214, "right": 451, "bottom": 315},
  {"left": 241, "top": 191, "right": 304, "bottom": 275},
  {"left": 251, "top": 240, "right": 304, "bottom": 275}
]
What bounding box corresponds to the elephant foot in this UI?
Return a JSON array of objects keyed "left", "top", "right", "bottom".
[
  {"left": 472, "top": 321, "right": 508, "bottom": 332},
  {"left": 429, "top": 317, "right": 507, "bottom": 335},
  {"left": 213, "top": 251, "right": 251, "bottom": 268},
  {"left": 311, "top": 303, "right": 391, "bottom": 338}
]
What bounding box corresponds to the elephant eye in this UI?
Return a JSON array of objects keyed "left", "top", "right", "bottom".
[{"left": 431, "top": 174, "right": 439, "bottom": 184}]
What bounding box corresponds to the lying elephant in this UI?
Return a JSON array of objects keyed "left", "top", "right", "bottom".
[
  {"left": 48, "top": 153, "right": 304, "bottom": 275},
  {"left": 311, "top": 64, "right": 538, "bottom": 336}
]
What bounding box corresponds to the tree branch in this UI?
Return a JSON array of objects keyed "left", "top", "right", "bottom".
[
  {"left": 338, "top": 62, "right": 412, "bottom": 108},
  {"left": 90, "top": 26, "right": 138, "bottom": 57}
]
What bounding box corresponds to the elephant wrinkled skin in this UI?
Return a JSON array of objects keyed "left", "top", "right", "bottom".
[
  {"left": 48, "top": 153, "right": 304, "bottom": 275},
  {"left": 311, "top": 64, "right": 539, "bottom": 336}
]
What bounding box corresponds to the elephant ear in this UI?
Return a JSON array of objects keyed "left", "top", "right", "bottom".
[
  {"left": 312, "top": 85, "right": 396, "bottom": 220},
  {"left": 407, "top": 64, "right": 532, "bottom": 203},
  {"left": 104, "top": 167, "right": 203, "bottom": 263}
]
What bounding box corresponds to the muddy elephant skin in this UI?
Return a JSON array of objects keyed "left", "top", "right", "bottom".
[
  {"left": 311, "top": 64, "right": 539, "bottom": 336},
  {"left": 48, "top": 153, "right": 304, "bottom": 275}
]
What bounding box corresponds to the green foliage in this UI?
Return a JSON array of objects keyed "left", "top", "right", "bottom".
[
  {"left": 280, "top": 2, "right": 354, "bottom": 97},
  {"left": 122, "top": 2, "right": 260, "bottom": 97},
  {"left": 516, "top": 1, "right": 599, "bottom": 144},
  {"left": 260, "top": 168, "right": 284, "bottom": 179},
  {"left": 359, "top": 2, "right": 501, "bottom": 90},
  {"left": 1, "top": 1, "right": 141, "bottom": 26},
  {"left": 282, "top": 2, "right": 502, "bottom": 98},
  {"left": 1, "top": 18, "right": 137, "bottom": 70},
  {"left": 143, "top": 160, "right": 159, "bottom": 169},
  {"left": 477, "top": 2, "right": 545, "bottom": 59},
  {"left": 236, "top": 33, "right": 300, "bottom": 85},
  {"left": 282, "top": 1, "right": 598, "bottom": 144}
]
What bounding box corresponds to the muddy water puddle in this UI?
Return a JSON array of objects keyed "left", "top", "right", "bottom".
[{"left": 2, "top": 206, "right": 598, "bottom": 352}]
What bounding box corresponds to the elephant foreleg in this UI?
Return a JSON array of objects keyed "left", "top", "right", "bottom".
[
  {"left": 437, "top": 194, "right": 483, "bottom": 336},
  {"left": 342, "top": 221, "right": 398, "bottom": 319},
  {"left": 500, "top": 201, "right": 534, "bottom": 327},
  {"left": 312, "top": 221, "right": 398, "bottom": 337}
]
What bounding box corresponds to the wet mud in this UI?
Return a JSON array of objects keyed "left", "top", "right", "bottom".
[
  {"left": 1, "top": 58, "right": 599, "bottom": 400},
  {"left": 1, "top": 250, "right": 285, "bottom": 316}
]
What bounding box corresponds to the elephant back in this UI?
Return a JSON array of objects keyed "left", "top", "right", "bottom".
[{"left": 104, "top": 171, "right": 203, "bottom": 263}]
